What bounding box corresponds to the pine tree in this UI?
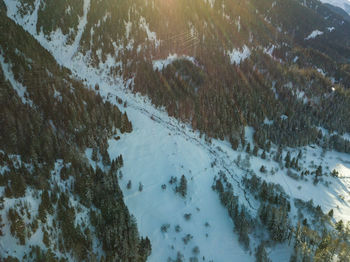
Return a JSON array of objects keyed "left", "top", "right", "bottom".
[
  {"left": 91, "top": 147, "right": 98, "bottom": 162},
  {"left": 336, "top": 220, "right": 344, "bottom": 232},
  {"left": 43, "top": 229, "right": 50, "bottom": 247},
  {"left": 274, "top": 146, "right": 283, "bottom": 163},
  {"left": 230, "top": 137, "right": 239, "bottom": 150},
  {"left": 253, "top": 146, "right": 259, "bottom": 156},
  {"left": 127, "top": 180, "right": 132, "bottom": 190},
  {"left": 246, "top": 143, "right": 251, "bottom": 154},
  {"left": 266, "top": 141, "right": 271, "bottom": 153},
  {"left": 316, "top": 165, "right": 322, "bottom": 177},
  {"left": 328, "top": 209, "right": 334, "bottom": 218},
  {"left": 12, "top": 172, "right": 26, "bottom": 198},
  {"left": 285, "top": 152, "right": 291, "bottom": 168},
  {"left": 297, "top": 150, "right": 302, "bottom": 159},
  {"left": 177, "top": 175, "right": 188, "bottom": 198},
  {"left": 331, "top": 170, "right": 339, "bottom": 177},
  {"left": 291, "top": 158, "right": 296, "bottom": 169}
]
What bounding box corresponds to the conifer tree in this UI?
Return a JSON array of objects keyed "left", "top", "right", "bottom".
[
  {"left": 285, "top": 152, "right": 291, "bottom": 168},
  {"left": 177, "top": 175, "right": 188, "bottom": 198},
  {"left": 253, "top": 146, "right": 259, "bottom": 156},
  {"left": 246, "top": 143, "right": 251, "bottom": 154},
  {"left": 127, "top": 180, "right": 132, "bottom": 190}
]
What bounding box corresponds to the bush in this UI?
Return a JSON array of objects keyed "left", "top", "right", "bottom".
[{"left": 184, "top": 213, "right": 192, "bottom": 221}]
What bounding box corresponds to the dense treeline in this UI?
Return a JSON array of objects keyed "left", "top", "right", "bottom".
[
  {"left": 15, "top": 0, "right": 350, "bottom": 152},
  {"left": 134, "top": 48, "right": 350, "bottom": 152},
  {"left": 0, "top": 15, "right": 149, "bottom": 261}
]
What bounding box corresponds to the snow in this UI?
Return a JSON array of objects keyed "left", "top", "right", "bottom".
[
  {"left": 3, "top": 3, "right": 350, "bottom": 261},
  {"left": 281, "top": 115, "right": 288, "bottom": 120},
  {"left": 140, "top": 16, "right": 160, "bottom": 48},
  {"left": 4, "top": 0, "right": 91, "bottom": 66},
  {"left": 236, "top": 16, "right": 241, "bottom": 32},
  {"left": 4, "top": 0, "right": 40, "bottom": 34},
  {"left": 317, "top": 67, "right": 326, "bottom": 76},
  {"left": 305, "top": 30, "right": 324, "bottom": 40},
  {"left": 263, "top": 45, "right": 278, "bottom": 60},
  {"left": 108, "top": 111, "right": 252, "bottom": 261},
  {"left": 264, "top": 118, "right": 274, "bottom": 125},
  {"left": 204, "top": 0, "right": 215, "bottom": 8},
  {"left": 125, "top": 21, "right": 132, "bottom": 39},
  {"left": 152, "top": 54, "right": 196, "bottom": 71},
  {"left": 343, "top": 133, "right": 350, "bottom": 141},
  {"left": 228, "top": 45, "right": 251, "bottom": 65}
]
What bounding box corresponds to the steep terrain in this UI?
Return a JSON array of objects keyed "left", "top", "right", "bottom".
[
  {"left": 0, "top": 9, "right": 150, "bottom": 262},
  {"left": 320, "top": 0, "right": 350, "bottom": 15},
  {"left": 1, "top": 0, "right": 350, "bottom": 261}
]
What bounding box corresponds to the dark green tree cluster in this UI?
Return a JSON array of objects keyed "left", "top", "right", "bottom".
[
  {"left": 176, "top": 175, "right": 188, "bottom": 198},
  {"left": 213, "top": 172, "right": 252, "bottom": 249}
]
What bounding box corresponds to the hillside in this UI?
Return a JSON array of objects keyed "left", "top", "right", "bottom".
[
  {"left": 0, "top": 10, "right": 150, "bottom": 262},
  {"left": 1, "top": 0, "right": 350, "bottom": 261},
  {"left": 320, "top": 0, "right": 350, "bottom": 15}
]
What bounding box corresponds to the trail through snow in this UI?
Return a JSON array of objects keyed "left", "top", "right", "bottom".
[{"left": 3, "top": 3, "right": 350, "bottom": 260}]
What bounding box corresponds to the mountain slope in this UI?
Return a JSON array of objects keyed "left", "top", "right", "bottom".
[
  {"left": 320, "top": 0, "right": 350, "bottom": 15},
  {"left": 0, "top": 10, "right": 150, "bottom": 262},
  {"left": 2, "top": 0, "right": 350, "bottom": 261}
]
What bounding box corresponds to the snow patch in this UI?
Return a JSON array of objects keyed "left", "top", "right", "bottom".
[
  {"left": 125, "top": 21, "right": 132, "bottom": 39},
  {"left": 139, "top": 16, "right": 160, "bottom": 48},
  {"left": 263, "top": 45, "right": 276, "bottom": 57},
  {"left": 152, "top": 54, "right": 196, "bottom": 71},
  {"left": 228, "top": 45, "right": 251, "bottom": 65},
  {"left": 204, "top": 0, "right": 215, "bottom": 8},
  {"left": 305, "top": 30, "right": 324, "bottom": 40}
]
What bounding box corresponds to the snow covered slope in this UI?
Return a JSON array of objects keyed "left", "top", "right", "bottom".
[
  {"left": 62, "top": 52, "right": 350, "bottom": 260},
  {"left": 104, "top": 85, "right": 350, "bottom": 262},
  {"left": 320, "top": 0, "right": 350, "bottom": 14},
  {"left": 3, "top": 0, "right": 350, "bottom": 261}
]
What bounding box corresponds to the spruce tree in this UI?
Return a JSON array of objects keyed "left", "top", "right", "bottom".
[
  {"left": 127, "top": 180, "right": 132, "bottom": 189},
  {"left": 285, "top": 152, "right": 291, "bottom": 168},
  {"left": 246, "top": 143, "right": 251, "bottom": 154},
  {"left": 177, "top": 175, "right": 188, "bottom": 198},
  {"left": 253, "top": 146, "right": 259, "bottom": 156}
]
